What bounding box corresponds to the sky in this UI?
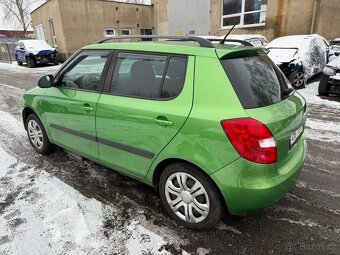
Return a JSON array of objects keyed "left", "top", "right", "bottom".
[
  {"left": 0, "top": 0, "right": 151, "bottom": 31},
  {"left": 0, "top": 0, "right": 45, "bottom": 30}
]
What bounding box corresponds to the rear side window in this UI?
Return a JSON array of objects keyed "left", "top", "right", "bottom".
[
  {"left": 221, "top": 55, "right": 291, "bottom": 109},
  {"left": 110, "top": 53, "right": 187, "bottom": 99}
]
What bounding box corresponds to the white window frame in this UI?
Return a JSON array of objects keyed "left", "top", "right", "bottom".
[
  {"left": 49, "top": 19, "right": 57, "bottom": 47},
  {"left": 221, "top": 0, "right": 267, "bottom": 29},
  {"left": 105, "top": 28, "right": 116, "bottom": 37},
  {"left": 121, "top": 28, "right": 132, "bottom": 36},
  {"left": 35, "top": 24, "right": 45, "bottom": 41}
]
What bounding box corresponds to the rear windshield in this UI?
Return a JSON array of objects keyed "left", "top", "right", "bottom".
[{"left": 221, "top": 55, "right": 292, "bottom": 109}]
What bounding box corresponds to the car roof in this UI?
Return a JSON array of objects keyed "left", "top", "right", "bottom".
[
  {"left": 82, "top": 41, "right": 261, "bottom": 58},
  {"left": 267, "top": 34, "right": 320, "bottom": 49}
]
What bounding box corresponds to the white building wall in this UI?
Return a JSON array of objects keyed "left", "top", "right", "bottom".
[{"left": 167, "top": 0, "right": 211, "bottom": 36}]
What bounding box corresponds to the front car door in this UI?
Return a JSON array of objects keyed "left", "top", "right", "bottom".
[
  {"left": 42, "top": 50, "right": 111, "bottom": 160},
  {"left": 96, "top": 51, "right": 194, "bottom": 178},
  {"left": 16, "top": 42, "right": 26, "bottom": 62}
]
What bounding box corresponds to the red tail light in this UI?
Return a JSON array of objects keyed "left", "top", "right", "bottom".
[{"left": 221, "top": 118, "right": 277, "bottom": 164}]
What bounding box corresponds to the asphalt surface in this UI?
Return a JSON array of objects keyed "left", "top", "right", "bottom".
[{"left": 0, "top": 63, "right": 339, "bottom": 255}]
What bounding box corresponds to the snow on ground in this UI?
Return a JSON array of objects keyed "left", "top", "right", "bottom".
[
  {"left": 0, "top": 110, "right": 186, "bottom": 255},
  {"left": 298, "top": 81, "right": 340, "bottom": 144},
  {"left": 299, "top": 81, "right": 340, "bottom": 109},
  {"left": 0, "top": 61, "right": 60, "bottom": 75}
]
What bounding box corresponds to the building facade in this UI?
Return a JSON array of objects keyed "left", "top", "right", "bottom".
[
  {"left": 154, "top": 0, "right": 340, "bottom": 41},
  {"left": 210, "top": 0, "right": 340, "bottom": 41},
  {"left": 31, "top": 0, "right": 154, "bottom": 60},
  {"left": 31, "top": 0, "right": 340, "bottom": 61}
]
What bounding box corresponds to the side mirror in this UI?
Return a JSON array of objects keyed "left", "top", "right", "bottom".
[{"left": 38, "top": 75, "right": 54, "bottom": 88}]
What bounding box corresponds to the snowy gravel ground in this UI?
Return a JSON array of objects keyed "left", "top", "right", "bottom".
[{"left": 0, "top": 63, "right": 339, "bottom": 255}]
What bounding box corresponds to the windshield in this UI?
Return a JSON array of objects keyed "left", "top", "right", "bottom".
[
  {"left": 23, "top": 40, "right": 52, "bottom": 49},
  {"left": 221, "top": 55, "right": 293, "bottom": 109}
]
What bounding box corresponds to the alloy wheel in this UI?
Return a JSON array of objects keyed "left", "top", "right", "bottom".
[{"left": 294, "top": 72, "right": 305, "bottom": 88}]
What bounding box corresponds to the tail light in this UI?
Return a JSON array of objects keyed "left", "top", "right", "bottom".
[{"left": 221, "top": 118, "right": 277, "bottom": 164}]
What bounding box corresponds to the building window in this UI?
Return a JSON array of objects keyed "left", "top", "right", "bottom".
[
  {"left": 221, "top": 0, "right": 267, "bottom": 28},
  {"left": 105, "top": 28, "right": 116, "bottom": 37},
  {"left": 121, "top": 29, "right": 132, "bottom": 35},
  {"left": 49, "top": 19, "right": 57, "bottom": 47}
]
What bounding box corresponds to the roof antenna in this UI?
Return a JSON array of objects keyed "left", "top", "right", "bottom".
[{"left": 220, "top": 23, "right": 237, "bottom": 44}]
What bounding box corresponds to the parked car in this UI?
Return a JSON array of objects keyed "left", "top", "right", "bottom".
[
  {"left": 267, "top": 34, "right": 330, "bottom": 88},
  {"left": 330, "top": 37, "right": 340, "bottom": 56},
  {"left": 226, "top": 34, "right": 269, "bottom": 47},
  {"left": 22, "top": 36, "right": 307, "bottom": 229},
  {"left": 200, "top": 34, "right": 268, "bottom": 47},
  {"left": 0, "top": 34, "right": 7, "bottom": 39},
  {"left": 319, "top": 55, "right": 340, "bottom": 96},
  {"left": 15, "top": 40, "right": 58, "bottom": 68}
]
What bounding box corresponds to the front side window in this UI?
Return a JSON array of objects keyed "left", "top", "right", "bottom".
[
  {"left": 60, "top": 53, "right": 108, "bottom": 91},
  {"left": 110, "top": 53, "right": 187, "bottom": 99},
  {"left": 222, "top": 0, "right": 267, "bottom": 28}
]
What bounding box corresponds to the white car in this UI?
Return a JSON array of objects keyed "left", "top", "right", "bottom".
[
  {"left": 319, "top": 55, "right": 340, "bottom": 96},
  {"left": 199, "top": 34, "right": 269, "bottom": 47},
  {"left": 267, "top": 34, "right": 330, "bottom": 88},
  {"left": 226, "top": 34, "right": 269, "bottom": 47}
]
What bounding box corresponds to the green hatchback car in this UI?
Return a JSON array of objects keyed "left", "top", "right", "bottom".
[{"left": 22, "top": 36, "right": 307, "bottom": 229}]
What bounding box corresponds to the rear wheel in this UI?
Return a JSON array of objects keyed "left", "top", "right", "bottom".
[
  {"left": 318, "top": 74, "right": 330, "bottom": 96},
  {"left": 159, "top": 162, "right": 223, "bottom": 230},
  {"left": 27, "top": 57, "right": 36, "bottom": 68},
  {"left": 293, "top": 71, "right": 306, "bottom": 89},
  {"left": 25, "top": 113, "right": 55, "bottom": 155}
]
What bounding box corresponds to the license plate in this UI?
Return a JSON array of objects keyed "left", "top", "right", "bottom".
[{"left": 289, "top": 126, "right": 303, "bottom": 149}]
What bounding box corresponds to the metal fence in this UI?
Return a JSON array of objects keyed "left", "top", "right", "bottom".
[{"left": 0, "top": 38, "right": 20, "bottom": 63}]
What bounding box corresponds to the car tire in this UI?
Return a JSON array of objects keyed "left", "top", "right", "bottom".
[
  {"left": 25, "top": 113, "right": 55, "bottom": 155},
  {"left": 159, "top": 162, "right": 223, "bottom": 230},
  {"left": 293, "top": 71, "right": 306, "bottom": 89},
  {"left": 318, "top": 74, "right": 330, "bottom": 96},
  {"left": 27, "top": 57, "right": 36, "bottom": 68},
  {"left": 15, "top": 55, "right": 23, "bottom": 66}
]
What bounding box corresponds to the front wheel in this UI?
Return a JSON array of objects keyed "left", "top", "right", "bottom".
[
  {"left": 27, "top": 57, "right": 36, "bottom": 68},
  {"left": 159, "top": 163, "right": 223, "bottom": 230},
  {"left": 318, "top": 74, "right": 330, "bottom": 96},
  {"left": 293, "top": 71, "right": 306, "bottom": 89},
  {"left": 25, "top": 113, "right": 55, "bottom": 155},
  {"left": 15, "top": 55, "right": 23, "bottom": 66}
]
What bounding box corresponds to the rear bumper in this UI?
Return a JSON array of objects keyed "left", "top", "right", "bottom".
[{"left": 211, "top": 136, "right": 307, "bottom": 215}]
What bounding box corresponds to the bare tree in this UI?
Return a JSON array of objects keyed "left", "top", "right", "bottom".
[{"left": 0, "top": 0, "right": 42, "bottom": 34}]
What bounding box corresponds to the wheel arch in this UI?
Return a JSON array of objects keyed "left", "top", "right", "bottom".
[
  {"left": 151, "top": 158, "right": 229, "bottom": 213},
  {"left": 22, "top": 107, "right": 39, "bottom": 130}
]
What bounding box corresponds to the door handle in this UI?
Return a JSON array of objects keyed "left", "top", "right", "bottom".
[
  {"left": 154, "top": 116, "right": 174, "bottom": 127},
  {"left": 82, "top": 104, "right": 94, "bottom": 113}
]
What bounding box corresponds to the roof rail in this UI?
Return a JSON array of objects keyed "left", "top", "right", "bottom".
[
  {"left": 96, "top": 35, "right": 215, "bottom": 48},
  {"left": 207, "top": 38, "right": 253, "bottom": 47}
]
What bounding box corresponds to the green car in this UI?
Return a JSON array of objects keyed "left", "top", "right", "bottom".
[{"left": 22, "top": 36, "right": 307, "bottom": 229}]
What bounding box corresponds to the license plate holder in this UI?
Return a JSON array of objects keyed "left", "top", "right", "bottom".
[{"left": 289, "top": 126, "right": 303, "bottom": 149}]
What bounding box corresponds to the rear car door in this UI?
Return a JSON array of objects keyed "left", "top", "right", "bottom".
[
  {"left": 96, "top": 51, "right": 194, "bottom": 178},
  {"left": 42, "top": 51, "right": 110, "bottom": 159}
]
